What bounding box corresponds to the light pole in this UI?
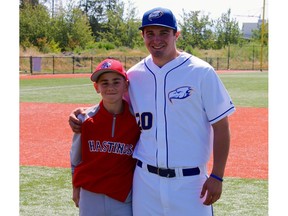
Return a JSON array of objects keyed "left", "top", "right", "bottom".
[
  {"left": 52, "top": 0, "right": 54, "bottom": 18},
  {"left": 260, "top": 0, "right": 266, "bottom": 71}
]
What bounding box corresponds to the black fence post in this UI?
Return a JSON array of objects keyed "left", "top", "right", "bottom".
[
  {"left": 53, "top": 56, "right": 55, "bottom": 74},
  {"left": 30, "top": 56, "right": 33, "bottom": 74},
  {"left": 90, "top": 57, "right": 93, "bottom": 73},
  {"left": 252, "top": 45, "right": 255, "bottom": 70},
  {"left": 72, "top": 56, "right": 75, "bottom": 74},
  {"left": 227, "top": 44, "right": 230, "bottom": 70}
]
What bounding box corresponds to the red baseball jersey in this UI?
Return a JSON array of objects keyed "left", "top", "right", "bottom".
[{"left": 72, "top": 100, "right": 140, "bottom": 202}]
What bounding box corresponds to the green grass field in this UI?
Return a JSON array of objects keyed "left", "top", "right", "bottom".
[
  {"left": 20, "top": 166, "right": 268, "bottom": 216},
  {"left": 219, "top": 72, "right": 268, "bottom": 108},
  {"left": 20, "top": 72, "right": 268, "bottom": 108},
  {"left": 20, "top": 77, "right": 100, "bottom": 104},
  {"left": 20, "top": 72, "right": 268, "bottom": 215}
]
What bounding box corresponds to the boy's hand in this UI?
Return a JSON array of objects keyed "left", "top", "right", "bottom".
[
  {"left": 72, "top": 186, "right": 80, "bottom": 207},
  {"left": 69, "top": 108, "right": 86, "bottom": 133}
]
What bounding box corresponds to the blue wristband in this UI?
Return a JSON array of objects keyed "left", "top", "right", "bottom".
[{"left": 210, "top": 174, "right": 223, "bottom": 182}]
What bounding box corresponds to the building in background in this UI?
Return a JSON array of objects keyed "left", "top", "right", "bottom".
[{"left": 242, "top": 17, "right": 266, "bottom": 39}]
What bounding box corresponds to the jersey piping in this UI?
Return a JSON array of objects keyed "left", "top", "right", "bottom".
[{"left": 144, "top": 55, "right": 193, "bottom": 168}]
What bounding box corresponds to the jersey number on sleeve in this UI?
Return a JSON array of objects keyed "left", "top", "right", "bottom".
[{"left": 136, "top": 112, "right": 153, "bottom": 130}]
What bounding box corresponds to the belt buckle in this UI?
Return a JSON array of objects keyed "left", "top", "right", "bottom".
[
  {"left": 157, "top": 168, "right": 174, "bottom": 178},
  {"left": 156, "top": 167, "right": 161, "bottom": 175},
  {"left": 157, "top": 168, "right": 167, "bottom": 177}
]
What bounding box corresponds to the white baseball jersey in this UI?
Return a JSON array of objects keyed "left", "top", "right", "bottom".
[{"left": 126, "top": 51, "right": 235, "bottom": 169}]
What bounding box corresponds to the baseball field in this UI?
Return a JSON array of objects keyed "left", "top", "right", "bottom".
[{"left": 19, "top": 71, "right": 268, "bottom": 215}]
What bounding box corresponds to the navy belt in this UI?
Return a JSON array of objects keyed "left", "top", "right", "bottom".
[{"left": 137, "top": 160, "right": 200, "bottom": 178}]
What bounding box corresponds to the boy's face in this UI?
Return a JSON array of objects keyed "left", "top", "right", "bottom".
[{"left": 95, "top": 72, "right": 128, "bottom": 103}]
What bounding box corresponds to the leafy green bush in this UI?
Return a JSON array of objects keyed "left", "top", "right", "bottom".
[{"left": 97, "top": 42, "right": 115, "bottom": 50}]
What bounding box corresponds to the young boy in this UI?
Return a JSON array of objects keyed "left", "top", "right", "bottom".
[{"left": 70, "top": 58, "right": 140, "bottom": 216}]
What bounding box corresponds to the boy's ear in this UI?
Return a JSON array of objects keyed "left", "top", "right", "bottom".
[{"left": 93, "top": 82, "right": 99, "bottom": 92}]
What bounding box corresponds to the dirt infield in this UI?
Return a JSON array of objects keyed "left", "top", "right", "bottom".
[{"left": 20, "top": 102, "right": 268, "bottom": 179}]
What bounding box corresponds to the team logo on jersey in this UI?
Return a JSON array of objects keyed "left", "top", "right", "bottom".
[
  {"left": 148, "top": 10, "right": 164, "bottom": 21},
  {"left": 168, "top": 86, "right": 193, "bottom": 103},
  {"left": 88, "top": 140, "right": 133, "bottom": 155}
]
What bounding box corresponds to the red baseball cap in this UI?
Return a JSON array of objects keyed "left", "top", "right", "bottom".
[{"left": 90, "top": 58, "right": 127, "bottom": 82}]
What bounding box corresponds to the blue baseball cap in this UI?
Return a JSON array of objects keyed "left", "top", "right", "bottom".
[{"left": 139, "top": 7, "right": 177, "bottom": 31}]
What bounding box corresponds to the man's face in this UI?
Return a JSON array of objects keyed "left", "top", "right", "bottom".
[{"left": 142, "top": 26, "right": 180, "bottom": 63}]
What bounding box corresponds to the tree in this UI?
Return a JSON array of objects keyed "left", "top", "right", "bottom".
[
  {"left": 20, "top": 3, "right": 51, "bottom": 49},
  {"left": 98, "top": 0, "right": 142, "bottom": 48},
  {"left": 123, "top": 0, "right": 143, "bottom": 48},
  {"left": 78, "top": 0, "right": 118, "bottom": 39},
  {"left": 20, "top": 1, "right": 94, "bottom": 52},
  {"left": 252, "top": 22, "right": 268, "bottom": 45},
  {"left": 20, "top": 0, "right": 40, "bottom": 8},
  {"left": 178, "top": 10, "right": 214, "bottom": 50},
  {"left": 214, "top": 9, "right": 242, "bottom": 49},
  {"left": 50, "top": 7, "right": 94, "bottom": 51}
]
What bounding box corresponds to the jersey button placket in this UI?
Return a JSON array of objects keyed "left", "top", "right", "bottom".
[{"left": 155, "top": 70, "right": 167, "bottom": 168}]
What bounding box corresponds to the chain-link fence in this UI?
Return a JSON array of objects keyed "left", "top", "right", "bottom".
[
  {"left": 19, "top": 46, "right": 268, "bottom": 74},
  {"left": 19, "top": 56, "right": 146, "bottom": 74},
  {"left": 200, "top": 45, "right": 268, "bottom": 71}
]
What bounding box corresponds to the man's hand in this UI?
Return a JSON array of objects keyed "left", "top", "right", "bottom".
[
  {"left": 69, "top": 108, "right": 86, "bottom": 133},
  {"left": 200, "top": 177, "right": 223, "bottom": 206},
  {"left": 72, "top": 186, "right": 80, "bottom": 207},
  {"left": 200, "top": 116, "right": 230, "bottom": 205}
]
